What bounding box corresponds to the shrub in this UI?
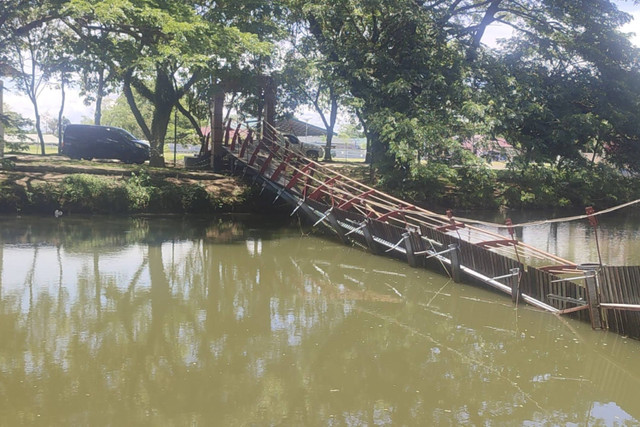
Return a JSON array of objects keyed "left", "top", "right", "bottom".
[
  {"left": 59, "top": 174, "right": 128, "bottom": 213},
  {"left": 452, "top": 164, "right": 499, "bottom": 209},
  {"left": 124, "top": 171, "right": 153, "bottom": 211},
  {"left": 497, "top": 162, "right": 640, "bottom": 209}
]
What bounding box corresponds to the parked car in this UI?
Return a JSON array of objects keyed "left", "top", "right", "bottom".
[
  {"left": 283, "top": 134, "right": 324, "bottom": 161},
  {"left": 61, "top": 124, "right": 150, "bottom": 164}
]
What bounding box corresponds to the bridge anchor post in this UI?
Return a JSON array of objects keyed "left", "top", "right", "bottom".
[
  {"left": 362, "top": 220, "right": 379, "bottom": 255},
  {"left": 579, "top": 265, "right": 604, "bottom": 330},
  {"left": 403, "top": 231, "right": 418, "bottom": 268},
  {"left": 326, "top": 211, "right": 349, "bottom": 244},
  {"left": 509, "top": 268, "right": 520, "bottom": 304},
  {"left": 449, "top": 244, "right": 462, "bottom": 283}
]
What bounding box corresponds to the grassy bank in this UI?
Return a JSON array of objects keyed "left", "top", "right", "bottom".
[
  {"left": 0, "top": 155, "right": 254, "bottom": 215},
  {"left": 377, "top": 161, "right": 640, "bottom": 211},
  {"left": 3, "top": 154, "right": 636, "bottom": 216}
]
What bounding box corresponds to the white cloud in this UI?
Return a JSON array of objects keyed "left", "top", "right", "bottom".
[
  {"left": 621, "top": 11, "right": 640, "bottom": 47},
  {"left": 481, "top": 22, "right": 515, "bottom": 49},
  {"left": 2, "top": 78, "right": 93, "bottom": 126}
]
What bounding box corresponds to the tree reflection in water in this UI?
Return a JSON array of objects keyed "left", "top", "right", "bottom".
[{"left": 0, "top": 215, "right": 639, "bottom": 425}]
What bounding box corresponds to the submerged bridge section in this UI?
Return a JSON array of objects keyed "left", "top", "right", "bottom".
[{"left": 219, "top": 121, "right": 640, "bottom": 340}]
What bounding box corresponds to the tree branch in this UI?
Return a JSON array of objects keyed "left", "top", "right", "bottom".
[
  {"left": 176, "top": 100, "right": 204, "bottom": 140},
  {"left": 128, "top": 74, "right": 155, "bottom": 102},
  {"left": 123, "top": 69, "right": 152, "bottom": 140}
]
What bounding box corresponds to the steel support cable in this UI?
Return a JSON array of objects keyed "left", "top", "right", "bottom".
[{"left": 456, "top": 199, "right": 640, "bottom": 230}]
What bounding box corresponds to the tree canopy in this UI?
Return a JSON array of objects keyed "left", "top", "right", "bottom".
[{"left": 3, "top": 0, "right": 640, "bottom": 181}]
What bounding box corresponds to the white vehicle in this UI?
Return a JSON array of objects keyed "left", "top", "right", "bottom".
[{"left": 283, "top": 134, "right": 324, "bottom": 161}]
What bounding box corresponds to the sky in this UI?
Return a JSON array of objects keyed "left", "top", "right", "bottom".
[{"left": 3, "top": 0, "right": 640, "bottom": 132}]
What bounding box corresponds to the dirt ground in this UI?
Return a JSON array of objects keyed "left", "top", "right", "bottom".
[{"left": 0, "top": 154, "right": 245, "bottom": 200}]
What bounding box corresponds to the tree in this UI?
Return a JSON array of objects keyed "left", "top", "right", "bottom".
[
  {"left": 479, "top": 1, "right": 640, "bottom": 170},
  {"left": 1, "top": 103, "right": 33, "bottom": 152},
  {"left": 290, "top": 0, "right": 640, "bottom": 179},
  {"left": 74, "top": 29, "right": 117, "bottom": 126},
  {"left": 290, "top": 0, "right": 468, "bottom": 176},
  {"left": 66, "top": 0, "right": 272, "bottom": 167},
  {"left": 7, "top": 20, "right": 59, "bottom": 154},
  {"left": 0, "top": 1, "right": 69, "bottom": 76},
  {"left": 280, "top": 27, "right": 346, "bottom": 161}
]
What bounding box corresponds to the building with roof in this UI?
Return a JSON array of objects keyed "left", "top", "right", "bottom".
[
  {"left": 461, "top": 135, "right": 518, "bottom": 162},
  {"left": 276, "top": 117, "right": 337, "bottom": 137}
]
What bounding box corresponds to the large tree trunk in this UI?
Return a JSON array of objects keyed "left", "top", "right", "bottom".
[
  {"left": 57, "top": 75, "right": 66, "bottom": 153},
  {"left": 94, "top": 68, "right": 104, "bottom": 125},
  {"left": 323, "top": 91, "right": 338, "bottom": 162},
  {"left": 33, "top": 101, "right": 45, "bottom": 155},
  {"left": 123, "top": 66, "right": 199, "bottom": 168},
  {"left": 147, "top": 71, "right": 175, "bottom": 167},
  {"left": 0, "top": 80, "right": 4, "bottom": 158},
  {"left": 355, "top": 109, "right": 372, "bottom": 164}
]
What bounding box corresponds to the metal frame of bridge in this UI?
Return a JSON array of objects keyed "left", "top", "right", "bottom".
[{"left": 219, "top": 120, "right": 640, "bottom": 340}]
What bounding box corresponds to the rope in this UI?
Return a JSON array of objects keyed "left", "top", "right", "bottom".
[
  {"left": 457, "top": 198, "right": 640, "bottom": 230},
  {"left": 260, "top": 121, "right": 637, "bottom": 232}
]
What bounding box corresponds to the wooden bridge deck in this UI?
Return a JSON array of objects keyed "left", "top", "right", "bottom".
[{"left": 219, "top": 122, "right": 640, "bottom": 340}]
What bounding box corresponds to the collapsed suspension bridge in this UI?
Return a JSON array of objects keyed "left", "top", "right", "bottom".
[{"left": 215, "top": 119, "right": 640, "bottom": 341}]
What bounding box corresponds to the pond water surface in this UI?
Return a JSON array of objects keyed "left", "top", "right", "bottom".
[{"left": 1, "top": 214, "right": 639, "bottom": 425}]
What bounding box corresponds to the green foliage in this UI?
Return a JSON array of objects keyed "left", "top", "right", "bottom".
[
  {"left": 294, "top": 0, "right": 640, "bottom": 200},
  {"left": 498, "top": 162, "right": 640, "bottom": 209},
  {"left": 0, "top": 171, "right": 250, "bottom": 214},
  {"left": 379, "top": 162, "right": 455, "bottom": 205},
  {"left": 451, "top": 163, "right": 499, "bottom": 209},
  {"left": 123, "top": 170, "right": 152, "bottom": 211},
  {"left": 64, "top": 0, "right": 277, "bottom": 166},
  {"left": 1, "top": 105, "right": 34, "bottom": 152},
  {"left": 59, "top": 174, "right": 128, "bottom": 213},
  {"left": 0, "top": 158, "right": 16, "bottom": 170}
]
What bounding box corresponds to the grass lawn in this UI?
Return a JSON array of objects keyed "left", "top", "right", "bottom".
[{"left": 7, "top": 143, "right": 191, "bottom": 164}]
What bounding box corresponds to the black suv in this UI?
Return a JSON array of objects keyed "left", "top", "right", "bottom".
[{"left": 62, "top": 124, "right": 150, "bottom": 164}]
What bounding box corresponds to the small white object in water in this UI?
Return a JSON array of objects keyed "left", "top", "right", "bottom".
[{"left": 54, "top": 209, "right": 63, "bottom": 218}]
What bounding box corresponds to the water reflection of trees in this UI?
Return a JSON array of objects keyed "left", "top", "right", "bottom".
[{"left": 0, "top": 217, "right": 639, "bottom": 424}]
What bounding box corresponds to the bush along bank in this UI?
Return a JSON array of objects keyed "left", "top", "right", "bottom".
[
  {"left": 378, "top": 160, "right": 640, "bottom": 211},
  {"left": 0, "top": 170, "right": 256, "bottom": 215}
]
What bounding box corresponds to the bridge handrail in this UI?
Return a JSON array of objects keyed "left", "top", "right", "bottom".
[{"left": 229, "top": 120, "right": 575, "bottom": 268}]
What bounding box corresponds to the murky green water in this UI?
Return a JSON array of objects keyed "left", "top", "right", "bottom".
[
  {"left": 472, "top": 209, "right": 640, "bottom": 266},
  {"left": 1, "top": 215, "right": 640, "bottom": 425}
]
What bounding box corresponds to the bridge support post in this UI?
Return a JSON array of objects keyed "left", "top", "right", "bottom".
[
  {"left": 449, "top": 244, "right": 462, "bottom": 283},
  {"left": 362, "top": 220, "right": 379, "bottom": 255},
  {"left": 403, "top": 232, "right": 417, "bottom": 268},
  {"left": 581, "top": 267, "right": 604, "bottom": 330},
  {"left": 291, "top": 199, "right": 317, "bottom": 224},
  {"left": 326, "top": 212, "right": 349, "bottom": 244},
  {"left": 509, "top": 268, "right": 520, "bottom": 304}
]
